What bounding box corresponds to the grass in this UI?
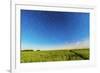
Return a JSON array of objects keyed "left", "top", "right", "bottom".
[{"left": 20, "top": 48, "right": 89, "bottom": 63}]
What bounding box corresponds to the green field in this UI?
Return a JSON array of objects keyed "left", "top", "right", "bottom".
[{"left": 21, "top": 48, "right": 89, "bottom": 63}]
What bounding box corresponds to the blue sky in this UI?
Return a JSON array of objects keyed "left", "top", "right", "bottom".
[{"left": 21, "top": 10, "right": 89, "bottom": 50}]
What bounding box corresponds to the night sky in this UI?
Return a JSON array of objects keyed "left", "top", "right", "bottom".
[{"left": 21, "top": 10, "right": 89, "bottom": 49}]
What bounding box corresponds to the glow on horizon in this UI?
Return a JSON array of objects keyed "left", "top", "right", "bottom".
[{"left": 21, "top": 38, "right": 89, "bottom": 50}]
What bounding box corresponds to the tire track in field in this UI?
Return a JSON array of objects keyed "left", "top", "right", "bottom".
[{"left": 69, "top": 50, "right": 88, "bottom": 60}]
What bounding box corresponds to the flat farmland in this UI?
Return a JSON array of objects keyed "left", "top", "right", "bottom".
[{"left": 21, "top": 48, "right": 89, "bottom": 63}]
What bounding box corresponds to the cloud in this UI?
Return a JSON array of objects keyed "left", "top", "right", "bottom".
[{"left": 63, "top": 38, "right": 89, "bottom": 49}]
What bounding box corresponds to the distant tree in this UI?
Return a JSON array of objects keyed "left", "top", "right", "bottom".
[
  {"left": 36, "top": 50, "right": 40, "bottom": 51},
  {"left": 22, "top": 49, "right": 34, "bottom": 51}
]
